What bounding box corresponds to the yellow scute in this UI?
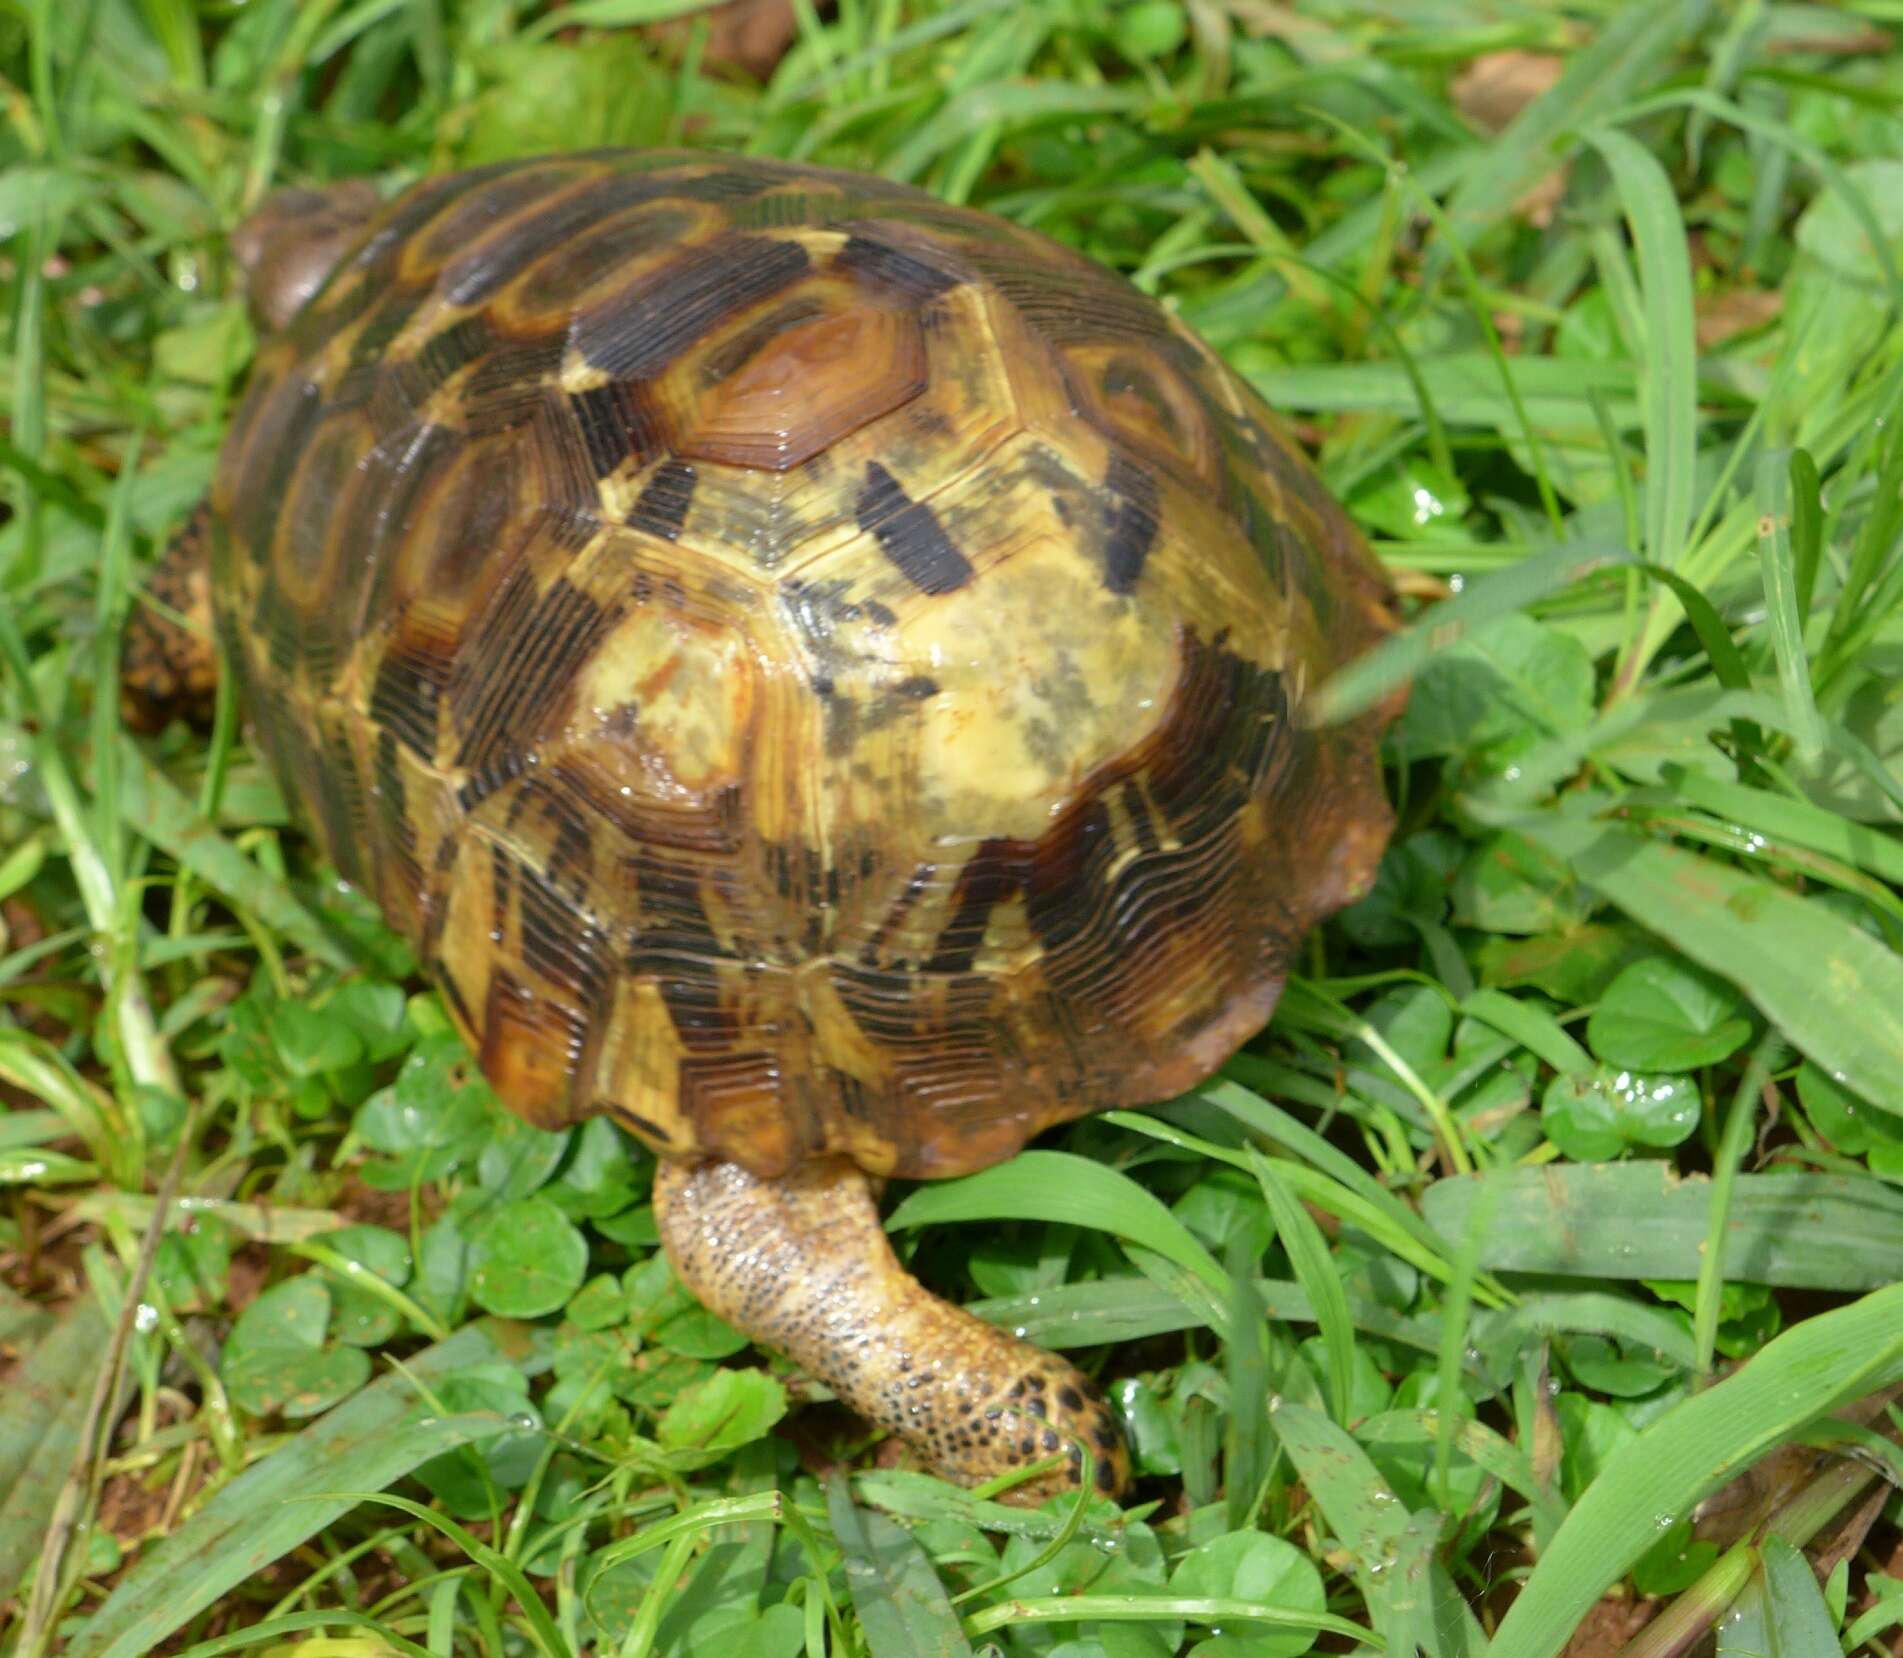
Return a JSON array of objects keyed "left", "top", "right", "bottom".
[
  {"left": 900, "top": 537, "right": 1179, "bottom": 844},
  {"left": 571, "top": 604, "right": 755, "bottom": 792}
]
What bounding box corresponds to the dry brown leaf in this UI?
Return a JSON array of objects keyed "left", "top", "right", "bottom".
[
  {"left": 1695, "top": 288, "right": 1784, "bottom": 350},
  {"left": 651, "top": 0, "right": 799, "bottom": 79},
  {"left": 1452, "top": 51, "right": 1565, "bottom": 134},
  {"left": 1559, "top": 1593, "right": 1656, "bottom": 1657}
]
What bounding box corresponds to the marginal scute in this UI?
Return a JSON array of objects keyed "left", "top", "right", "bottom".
[{"left": 209, "top": 148, "right": 1398, "bottom": 1182}]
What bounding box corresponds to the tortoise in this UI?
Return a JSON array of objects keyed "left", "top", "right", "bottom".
[{"left": 126, "top": 149, "right": 1400, "bottom": 1501}]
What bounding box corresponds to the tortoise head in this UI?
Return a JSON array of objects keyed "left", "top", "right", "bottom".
[{"left": 231, "top": 180, "right": 382, "bottom": 335}]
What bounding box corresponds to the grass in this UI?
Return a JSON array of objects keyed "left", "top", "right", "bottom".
[{"left": 4, "top": 0, "right": 1903, "bottom": 1654}]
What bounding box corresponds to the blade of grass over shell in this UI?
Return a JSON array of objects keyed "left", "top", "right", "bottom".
[
  {"left": 65, "top": 1321, "right": 532, "bottom": 1658},
  {"left": 1311, "top": 542, "right": 1632, "bottom": 725},
  {"left": 1488, "top": 1283, "right": 1903, "bottom": 1658},
  {"left": 1424, "top": 1165, "right": 1903, "bottom": 1288},
  {"left": 884, "top": 1149, "right": 1226, "bottom": 1298}
]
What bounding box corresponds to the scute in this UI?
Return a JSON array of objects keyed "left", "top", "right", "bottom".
[{"left": 213, "top": 149, "right": 1397, "bottom": 1182}]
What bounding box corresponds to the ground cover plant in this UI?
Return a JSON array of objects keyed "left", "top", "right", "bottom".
[{"left": 4, "top": 0, "right": 1903, "bottom": 1652}]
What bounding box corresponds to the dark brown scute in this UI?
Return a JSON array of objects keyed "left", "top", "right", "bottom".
[
  {"left": 1098, "top": 454, "right": 1160, "bottom": 595},
  {"left": 853, "top": 461, "right": 974, "bottom": 594},
  {"left": 834, "top": 234, "right": 962, "bottom": 303},
  {"left": 572, "top": 234, "right": 813, "bottom": 380},
  {"left": 449, "top": 575, "right": 618, "bottom": 780},
  {"left": 627, "top": 461, "right": 698, "bottom": 540}
]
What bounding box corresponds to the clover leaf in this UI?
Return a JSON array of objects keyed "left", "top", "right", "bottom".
[
  {"left": 221, "top": 1277, "right": 371, "bottom": 1418},
  {"left": 1541, "top": 1067, "right": 1700, "bottom": 1161},
  {"left": 467, "top": 1195, "right": 588, "bottom": 1318},
  {"left": 1169, "top": 1531, "right": 1325, "bottom": 1658},
  {"left": 1586, "top": 956, "right": 1752, "bottom": 1072}
]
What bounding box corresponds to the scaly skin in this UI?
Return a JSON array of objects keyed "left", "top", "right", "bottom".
[{"left": 654, "top": 1157, "right": 1131, "bottom": 1501}]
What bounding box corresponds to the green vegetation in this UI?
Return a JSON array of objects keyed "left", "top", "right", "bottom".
[{"left": 5, "top": 1, "right": 1903, "bottom": 1653}]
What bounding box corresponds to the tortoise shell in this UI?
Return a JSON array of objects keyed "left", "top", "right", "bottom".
[{"left": 212, "top": 149, "right": 1397, "bottom": 1182}]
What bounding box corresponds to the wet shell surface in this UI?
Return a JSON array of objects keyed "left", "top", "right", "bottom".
[{"left": 213, "top": 148, "right": 1397, "bottom": 1181}]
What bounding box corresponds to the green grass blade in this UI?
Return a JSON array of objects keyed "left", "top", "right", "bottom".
[
  {"left": 1249, "top": 1148, "right": 1353, "bottom": 1426},
  {"left": 1487, "top": 1282, "right": 1903, "bottom": 1658},
  {"left": 884, "top": 1148, "right": 1226, "bottom": 1298},
  {"left": 1476, "top": 1293, "right": 1696, "bottom": 1372},
  {"left": 119, "top": 738, "right": 351, "bottom": 970},
  {"left": 1439, "top": 0, "right": 1709, "bottom": 257},
  {"left": 1267, "top": 1398, "right": 1433, "bottom": 1652},
  {"left": 324, "top": 1491, "right": 568, "bottom": 1658},
  {"left": 1585, "top": 128, "right": 1698, "bottom": 572},
  {"left": 1789, "top": 448, "right": 1823, "bottom": 618},
  {"left": 961, "top": 1594, "right": 1379, "bottom": 1647},
  {"left": 170, "top": 1610, "right": 435, "bottom": 1658},
  {"left": 851, "top": 1471, "right": 1120, "bottom": 1548},
  {"left": 1424, "top": 1165, "right": 1903, "bottom": 1288},
  {"left": 1693, "top": 1038, "right": 1780, "bottom": 1376},
  {"left": 1650, "top": 766, "right": 1903, "bottom": 887},
  {"left": 1752, "top": 449, "right": 1825, "bottom": 760},
  {"left": 1222, "top": 1260, "right": 1272, "bottom": 1530},
  {"left": 1506, "top": 815, "right": 1903, "bottom": 1114},
  {"left": 0, "top": 1297, "right": 111, "bottom": 1591},
  {"left": 65, "top": 1321, "right": 534, "bottom": 1658},
  {"left": 826, "top": 1474, "right": 974, "bottom": 1658},
  {"left": 1312, "top": 543, "right": 1631, "bottom": 725},
  {"left": 1459, "top": 989, "right": 1591, "bottom": 1076},
  {"left": 968, "top": 1275, "right": 1463, "bottom": 1369},
  {"left": 1183, "top": 1084, "right": 1510, "bottom": 1306}
]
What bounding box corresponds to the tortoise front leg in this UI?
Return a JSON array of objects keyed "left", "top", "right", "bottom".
[{"left": 654, "top": 1157, "right": 1130, "bottom": 1502}]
